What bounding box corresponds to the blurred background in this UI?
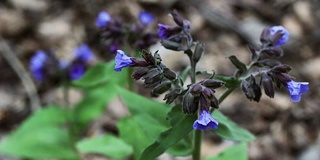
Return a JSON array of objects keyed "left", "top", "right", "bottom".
[{"left": 0, "top": 0, "right": 320, "bottom": 160}]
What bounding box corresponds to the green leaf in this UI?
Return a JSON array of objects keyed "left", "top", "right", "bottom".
[
  {"left": 73, "top": 61, "right": 128, "bottom": 88},
  {"left": 213, "top": 111, "right": 255, "bottom": 142},
  {"left": 116, "top": 87, "right": 172, "bottom": 159},
  {"left": 167, "top": 137, "right": 193, "bottom": 156},
  {"left": 74, "top": 84, "right": 119, "bottom": 130},
  {"left": 0, "top": 107, "right": 77, "bottom": 159},
  {"left": 117, "top": 87, "right": 170, "bottom": 126},
  {"left": 117, "top": 116, "right": 153, "bottom": 159},
  {"left": 228, "top": 55, "right": 247, "bottom": 73},
  {"left": 205, "top": 143, "right": 248, "bottom": 160},
  {"left": 139, "top": 114, "right": 197, "bottom": 160},
  {"left": 77, "top": 135, "right": 133, "bottom": 159}
]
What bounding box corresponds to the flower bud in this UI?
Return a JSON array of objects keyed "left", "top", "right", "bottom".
[
  {"left": 190, "top": 84, "right": 203, "bottom": 96},
  {"left": 163, "top": 68, "right": 176, "bottom": 81},
  {"left": 262, "top": 74, "right": 274, "bottom": 98},
  {"left": 193, "top": 42, "right": 204, "bottom": 64},
  {"left": 202, "top": 79, "right": 224, "bottom": 89},
  {"left": 260, "top": 46, "right": 284, "bottom": 57},
  {"left": 141, "top": 50, "right": 155, "bottom": 65},
  {"left": 182, "top": 92, "right": 199, "bottom": 114},
  {"left": 272, "top": 64, "right": 291, "bottom": 73},
  {"left": 164, "top": 88, "right": 184, "bottom": 104},
  {"left": 151, "top": 81, "right": 171, "bottom": 97},
  {"left": 171, "top": 10, "right": 184, "bottom": 27},
  {"left": 132, "top": 67, "right": 149, "bottom": 80}
]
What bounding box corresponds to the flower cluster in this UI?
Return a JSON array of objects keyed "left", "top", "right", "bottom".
[
  {"left": 114, "top": 48, "right": 222, "bottom": 130},
  {"left": 30, "top": 44, "right": 94, "bottom": 82},
  {"left": 237, "top": 26, "right": 308, "bottom": 102},
  {"left": 157, "top": 10, "right": 193, "bottom": 51},
  {"left": 95, "top": 11, "right": 158, "bottom": 53},
  {"left": 113, "top": 10, "right": 309, "bottom": 132}
]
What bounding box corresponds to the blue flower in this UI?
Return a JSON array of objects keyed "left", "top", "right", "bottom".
[
  {"left": 114, "top": 50, "right": 134, "bottom": 72},
  {"left": 193, "top": 110, "right": 218, "bottom": 130},
  {"left": 139, "top": 11, "right": 154, "bottom": 25},
  {"left": 158, "top": 24, "right": 171, "bottom": 39},
  {"left": 96, "top": 11, "right": 111, "bottom": 28},
  {"left": 74, "top": 44, "right": 94, "bottom": 62},
  {"left": 69, "top": 64, "right": 85, "bottom": 80},
  {"left": 270, "top": 26, "right": 289, "bottom": 46},
  {"left": 30, "top": 50, "right": 47, "bottom": 81},
  {"left": 286, "top": 80, "right": 309, "bottom": 102}
]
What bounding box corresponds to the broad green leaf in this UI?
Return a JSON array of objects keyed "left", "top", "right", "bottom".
[
  {"left": 117, "top": 117, "right": 153, "bottom": 159},
  {"left": 77, "top": 135, "right": 133, "bottom": 159},
  {"left": 74, "top": 84, "right": 119, "bottom": 130},
  {"left": 205, "top": 143, "right": 247, "bottom": 160},
  {"left": 73, "top": 62, "right": 128, "bottom": 88},
  {"left": 167, "top": 137, "right": 193, "bottom": 156},
  {"left": 117, "top": 87, "right": 170, "bottom": 126},
  {"left": 139, "top": 114, "right": 197, "bottom": 160},
  {"left": 0, "top": 107, "right": 77, "bottom": 159},
  {"left": 116, "top": 87, "right": 173, "bottom": 159},
  {"left": 213, "top": 111, "right": 255, "bottom": 142},
  {"left": 166, "top": 105, "right": 193, "bottom": 156}
]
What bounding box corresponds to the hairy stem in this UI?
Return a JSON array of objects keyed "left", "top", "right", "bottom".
[{"left": 193, "top": 129, "right": 202, "bottom": 160}]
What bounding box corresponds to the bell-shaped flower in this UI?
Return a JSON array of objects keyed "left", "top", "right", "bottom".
[
  {"left": 95, "top": 11, "right": 111, "bottom": 28},
  {"left": 193, "top": 110, "right": 218, "bottom": 130},
  {"left": 68, "top": 44, "right": 94, "bottom": 80},
  {"left": 73, "top": 44, "right": 94, "bottom": 62},
  {"left": 30, "top": 50, "right": 48, "bottom": 81},
  {"left": 139, "top": 11, "right": 154, "bottom": 25},
  {"left": 270, "top": 26, "right": 289, "bottom": 46},
  {"left": 286, "top": 80, "right": 309, "bottom": 102},
  {"left": 114, "top": 50, "right": 134, "bottom": 72}
]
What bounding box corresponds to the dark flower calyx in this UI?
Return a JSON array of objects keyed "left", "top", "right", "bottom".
[{"left": 202, "top": 79, "right": 224, "bottom": 89}]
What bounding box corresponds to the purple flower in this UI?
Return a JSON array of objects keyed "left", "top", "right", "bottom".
[
  {"left": 193, "top": 110, "right": 218, "bottom": 130},
  {"left": 30, "top": 50, "right": 47, "bottom": 81},
  {"left": 96, "top": 11, "right": 111, "bottom": 28},
  {"left": 114, "top": 50, "right": 134, "bottom": 72},
  {"left": 74, "top": 44, "right": 94, "bottom": 62},
  {"left": 69, "top": 64, "right": 85, "bottom": 80},
  {"left": 270, "top": 26, "right": 289, "bottom": 46},
  {"left": 139, "top": 11, "right": 154, "bottom": 25},
  {"left": 158, "top": 24, "right": 171, "bottom": 39},
  {"left": 286, "top": 80, "right": 309, "bottom": 102}
]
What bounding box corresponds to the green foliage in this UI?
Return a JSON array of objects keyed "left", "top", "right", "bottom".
[
  {"left": 76, "top": 135, "right": 133, "bottom": 159},
  {"left": 73, "top": 61, "right": 128, "bottom": 88},
  {"left": 0, "top": 107, "right": 78, "bottom": 159},
  {"left": 116, "top": 87, "right": 171, "bottom": 159},
  {"left": 213, "top": 111, "right": 255, "bottom": 142},
  {"left": 206, "top": 143, "right": 248, "bottom": 160},
  {"left": 139, "top": 114, "right": 197, "bottom": 160},
  {"left": 73, "top": 84, "right": 119, "bottom": 130}
]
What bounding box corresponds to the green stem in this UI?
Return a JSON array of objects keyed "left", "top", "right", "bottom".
[
  {"left": 218, "top": 87, "right": 236, "bottom": 105},
  {"left": 188, "top": 49, "right": 201, "bottom": 160},
  {"left": 193, "top": 129, "right": 202, "bottom": 160}
]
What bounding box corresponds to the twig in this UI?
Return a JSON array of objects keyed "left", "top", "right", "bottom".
[
  {"left": 0, "top": 37, "right": 40, "bottom": 111},
  {"left": 181, "top": 0, "right": 256, "bottom": 45}
]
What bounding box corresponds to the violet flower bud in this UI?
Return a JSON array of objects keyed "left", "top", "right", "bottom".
[
  {"left": 138, "top": 11, "right": 154, "bottom": 25},
  {"left": 30, "top": 50, "right": 48, "bottom": 81},
  {"left": 269, "top": 26, "right": 289, "bottom": 46},
  {"left": 96, "top": 11, "right": 111, "bottom": 28}
]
